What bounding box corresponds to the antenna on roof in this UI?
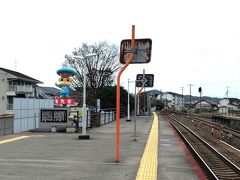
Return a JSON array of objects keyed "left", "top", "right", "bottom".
[
  {"left": 225, "top": 86, "right": 230, "bottom": 98},
  {"left": 14, "top": 59, "right": 17, "bottom": 71}
]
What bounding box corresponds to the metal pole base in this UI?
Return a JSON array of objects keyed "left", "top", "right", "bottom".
[
  {"left": 126, "top": 119, "right": 131, "bottom": 122},
  {"left": 78, "top": 134, "right": 90, "bottom": 140}
]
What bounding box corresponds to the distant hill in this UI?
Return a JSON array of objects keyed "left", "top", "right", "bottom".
[
  {"left": 147, "top": 89, "right": 221, "bottom": 103},
  {"left": 184, "top": 95, "right": 220, "bottom": 103}
]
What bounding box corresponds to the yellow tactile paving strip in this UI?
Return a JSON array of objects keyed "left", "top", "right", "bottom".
[
  {"left": 136, "top": 112, "right": 158, "bottom": 180},
  {"left": 0, "top": 135, "right": 30, "bottom": 144}
]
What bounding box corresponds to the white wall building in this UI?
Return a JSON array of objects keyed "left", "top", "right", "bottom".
[
  {"left": 218, "top": 98, "right": 240, "bottom": 114},
  {"left": 0, "top": 67, "right": 43, "bottom": 114},
  {"left": 158, "top": 92, "right": 184, "bottom": 111}
]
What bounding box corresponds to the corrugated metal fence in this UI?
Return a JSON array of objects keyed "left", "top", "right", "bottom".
[
  {"left": 7, "top": 98, "right": 127, "bottom": 134},
  {"left": 13, "top": 98, "right": 54, "bottom": 133}
]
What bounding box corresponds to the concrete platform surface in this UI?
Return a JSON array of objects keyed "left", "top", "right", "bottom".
[
  {"left": 0, "top": 113, "right": 204, "bottom": 180},
  {"left": 158, "top": 115, "right": 200, "bottom": 180},
  {"left": 0, "top": 116, "right": 152, "bottom": 180}
]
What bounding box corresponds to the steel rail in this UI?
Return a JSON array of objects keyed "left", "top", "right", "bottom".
[{"left": 166, "top": 115, "right": 240, "bottom": 180}]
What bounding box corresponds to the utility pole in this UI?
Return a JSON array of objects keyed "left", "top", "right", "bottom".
[
  {"left": 198, "top": 87, "right": 202, "bottom": 112},
  {"left": 14, "top": 59, "right": 17, "bottom": 71},
  {"left": 165, "top": 93, "right": 167, "bottom": 110},
  {"left": 180, "top": 87, "right": 184, "bottom": 112},
  {"left": 188, "top": 84, "right": 194, "bottom": 116},
  {"left": 159, "top": 89, "right": 162, "bottom": 101},
  {"left": 180, "top": 87, "right": 184, "bottom": 121}
]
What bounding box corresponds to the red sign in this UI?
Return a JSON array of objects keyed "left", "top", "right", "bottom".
[{"left": 54, "top": 97, "right": 76, "bottom": 105}]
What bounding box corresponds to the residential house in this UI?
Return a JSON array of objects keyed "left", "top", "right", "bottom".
[
  {"left": 193, "top": 99, "right": 218, "bottom": 112},
  {"left": 218, "top": 98, "right": 240, "bottom": 114},
  {"left": 0, "top": 67, "right": 43, "bottom": 114},
  {"left": 160, "top": 92, "right": 184, "bottom": 111}
]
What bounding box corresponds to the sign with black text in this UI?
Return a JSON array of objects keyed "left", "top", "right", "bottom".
[
  {"left": 40, "top": 109, "right": 68, "bottom": 123},
  {"left": 136, "top": 74, "right": 154, "bottom": 87}
]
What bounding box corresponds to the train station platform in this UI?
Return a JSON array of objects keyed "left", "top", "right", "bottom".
[
  {"left": 158, "top": 114, "right": 205, "bottom": 180},
  {"left": 0, "top": 115, "right": 153, "bottom": 180},
  {"left": 0, "top": 113, "right": 205, "bottom": 180}
]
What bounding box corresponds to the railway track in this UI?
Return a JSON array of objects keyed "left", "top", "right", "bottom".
[
  {"left": 165, "top": 115, "right": 240, "bottom": 180},
  {"left": 173, "top": 112, "right": 240, "bottom": 151}
]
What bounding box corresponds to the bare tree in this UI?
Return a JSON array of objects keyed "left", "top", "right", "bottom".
[{"left": 63, "top": 41, "right": 121, "bottom": 94}]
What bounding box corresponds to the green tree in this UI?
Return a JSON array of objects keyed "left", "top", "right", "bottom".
[
  {"left": 156, "top": 99, "right": 164, "bottom": 110},
  {"left": 93, "top": 86, "right": 134, "bottom": 110}
]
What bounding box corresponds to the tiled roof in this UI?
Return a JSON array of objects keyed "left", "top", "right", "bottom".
[
  {"left": 194, "top": 99, "right": 218, "bottom": 106},
  {"left": 0, "top": 67, "right": 43, "bottom": 83},
  {"left": 38, "top": 86, "right": 60, "bottom": 96},
  {"left": 227, "top": 98, "right": 240, "bottom": 106}
]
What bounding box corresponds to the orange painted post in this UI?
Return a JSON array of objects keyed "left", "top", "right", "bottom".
[{"left": 115, "top": 25, "right": 135, "bottom": 162}]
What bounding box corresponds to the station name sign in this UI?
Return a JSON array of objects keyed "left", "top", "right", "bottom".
[{"left": 54, "top": 97, "right": 75, "bottom": 105}]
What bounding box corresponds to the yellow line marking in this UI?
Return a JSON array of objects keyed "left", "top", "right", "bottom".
[
  {"left": 0, "top": 136, "right": 30, "bottom": 144},
  {"left": 136, "top": 112, "right": 158, "bottom": 180}
]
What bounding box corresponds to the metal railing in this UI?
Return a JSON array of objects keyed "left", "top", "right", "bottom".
[
  {"left": 7, "top": 103, "right": 13, "bottom": 110},
  {"left": 87, "top": 107, "right": 127, "bottom": 128},
  {"left": 7, "top": 85, "right": 33, "bottom": 93},
  {"left": 1, "top": 106, "right": 127, "bottom": 134}
]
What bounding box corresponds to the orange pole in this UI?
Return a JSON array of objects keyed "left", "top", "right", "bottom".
[
  {"left": 137, "top": 86, "right": 144, "bottom": 95},
  {"left": 115, "top": 25, "right": 135, "bottom": 162}
]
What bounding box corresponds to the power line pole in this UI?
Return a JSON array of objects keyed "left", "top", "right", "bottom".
[
  {"left": 180, "top": 87, "right": 184, "bottom": 112},
  {"left": 159, "top": 89, "right": 162, "bottom": 101},
  {"left": 180, "top": 87, "right": 184, "bottom": 120},
  {"left": 165, "top": 93, "right": 167, "bottom": 110},
  {"left": 188, "top": 84, "right": 194, "bottom": 116},
  {"left": 14, "top": 59, "right": 17, "bottom": 71},
  {"left": 198, "top": 87, "right": 202, "bottom": 112}
]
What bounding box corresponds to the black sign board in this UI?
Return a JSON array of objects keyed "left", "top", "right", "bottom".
[
  {"left": 40, "top": 109, "right": 68, "bottom": 123},
  {"left": 120, "top": 38, "right": 152, "bottom": 64},
  {"left": 136, "top": 74, "right": 154, "bottom": 87}
]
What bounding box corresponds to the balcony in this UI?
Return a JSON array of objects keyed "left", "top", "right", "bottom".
[
  {"left": 7, "top": 103, "right": 13, "bottom": 110},
  {"left": 7, "top": 85, "right": 33, "bottom": 94}
]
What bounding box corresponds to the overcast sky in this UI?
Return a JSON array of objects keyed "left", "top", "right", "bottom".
[{"left": 1, "top": 0, "right": 240, "bottom": 98}]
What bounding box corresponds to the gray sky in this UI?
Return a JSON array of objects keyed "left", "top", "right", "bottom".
[{"left": 1, "top": 0, "right": 240, "bottom": 98}]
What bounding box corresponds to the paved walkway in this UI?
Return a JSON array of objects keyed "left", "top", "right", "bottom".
[
  {"left": 0, "top": 115, "right": 153, "bottom": 180},
  {"left": 0, "top": 113, "right": 202, "bottom": 180},
  {"left": 158, "top": 114, "right": 201, "bottom": 180}
]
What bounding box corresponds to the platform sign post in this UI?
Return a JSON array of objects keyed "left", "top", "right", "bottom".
[
  {"left": 116, "top": 26, "right": 152, "bottom": 163},
  {"left": 136, "top": 73, "right": 154, "bottom": 116},
  {"left": 115, "top": 25, "right": 135, "bottom": 163},
  {"left": 137, "top": 69, "right": 145, "bottom": 115}
]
